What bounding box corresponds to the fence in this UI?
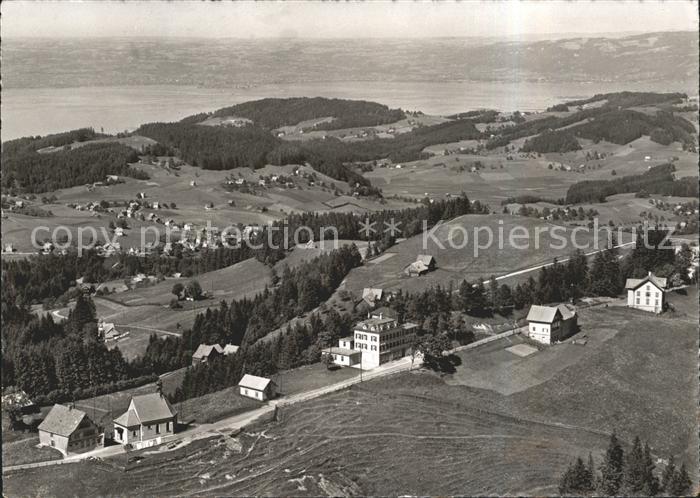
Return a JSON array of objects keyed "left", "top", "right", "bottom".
[
  {"left": 3, "top": 457, "right": 69, "bottom": 473},
  {"left": 450, "top": 326, "right": 525, "bottom": 354}
]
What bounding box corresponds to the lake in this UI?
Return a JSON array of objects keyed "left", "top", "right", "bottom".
[{"left": 2, "top": 80, "right": 694, "bottom": 141}]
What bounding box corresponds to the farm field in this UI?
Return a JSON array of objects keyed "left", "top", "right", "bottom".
[
  {"left": 365, "top": 134, "right": 698, "bottom": 206},
  {"left": 43, "top": 258, "right": 274, "bottom": 359},
  {"left": 342, "top": 213, "right": 634, "bottom": 296},
  {"left": 507, "top": 192, "right": 697, "bottom": 227},
  {"left": 110, "top": 258, "right": 272, "bottom": 307}
]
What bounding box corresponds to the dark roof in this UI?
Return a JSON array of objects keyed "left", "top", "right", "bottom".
[
  {"left": 370, "top": 307, "right": 398, "bottom": 319},
  {"left": 38, "top": 404, "right": 88, "bottom": 437}
]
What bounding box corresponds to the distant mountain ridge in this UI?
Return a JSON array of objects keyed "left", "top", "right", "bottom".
[{"left": 3, "top": 31, "right": 697, "bottom": 89}]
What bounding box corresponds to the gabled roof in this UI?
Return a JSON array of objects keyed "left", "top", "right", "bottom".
[
  {"left": 557, "top": 303, "right": 577, "bottom": 321},
  {"left": 128, "top": 393, "right": 176, "bottom": 424},
  {"left": 625, "top": 272, "right": 668, "bottom": 291},
  {"left": 192, "top": 344, "right": 224, "bottom": 359},
  {"left": 416, "top": 254, "right": 435, "bottom": 265},
  {"left": 39, "top": 404, "right": 88, "bottom": 437},
  {"left": 113, "top": 409, "right": 140, "bottom": 428},
  {"left": 526, "top": 305, "right": 562, "bottom": 324},
  {"left": 239, "top": 374, "right": 272, "bottom": 391}
]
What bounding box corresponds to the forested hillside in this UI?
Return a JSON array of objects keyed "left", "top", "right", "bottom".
[
  {"left": 1, "top": 142, "right": 145, "bottom": 193},
  {"left": 521, "top": 129, "right": 581, "bottom": 153},
  {"left": 565, "top": 163, "right": 698, "bottom": 204},
  {"left": 570, "top": 110, "right": 696, "bottom": 147},
  {"left": 200, "top": 97, "right": 405, "bottom": 129},
  {"left": 486, "top": 92, "right": 695, "bottom": 151}
]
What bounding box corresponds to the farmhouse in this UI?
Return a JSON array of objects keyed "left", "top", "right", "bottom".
[
  {"left": 113, "top": 393, "right": 177, "bottom": 448},
  {"left": 99, "top": 322, "right": 120, "bottom": 340},
  {"left": 1, "top": 389, "right": 37, "bottom": 416},
  {"left": 625, "top": 272, "right": 667, "bottom": 314},
  {"left": 361, "top": 287, "right": 383, "bottom": 306},
  {"left": 238, "top": 374, "right": 276, "bottom": 401},
  {"left": 38, "top": 404, "right": 103, "bottom": 456},
  {"left": 526, "top": 304, "right": 578, "bottom": 345},
  {"left": 405, "top": 254, "right": 437, "bottom": 277},
  {"left": 192, "top": 344, "right": 223, "bottom": 365}
]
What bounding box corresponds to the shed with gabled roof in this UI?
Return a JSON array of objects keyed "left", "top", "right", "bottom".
[{"left": 238, "top": 374, "right": 276, "bottom": 401}]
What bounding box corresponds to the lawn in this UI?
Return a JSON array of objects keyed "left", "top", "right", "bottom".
[
  {"left": 2, "top": 435, "right": 63, "bottom": 467},
  {"left": 342, "top": 213, "right": 622, "bottom": 295}
]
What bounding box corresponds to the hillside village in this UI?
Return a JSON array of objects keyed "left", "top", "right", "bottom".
[{"left": 1, "top": 91, "right": 698, "bottom": 496}]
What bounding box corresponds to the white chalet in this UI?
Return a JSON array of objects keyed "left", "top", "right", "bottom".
[
  {"left": 625, "top": 272, "right": 667, "bottom": 314},
  {"left": 526, "top": 304, "right": 577, "bottom": 345}
]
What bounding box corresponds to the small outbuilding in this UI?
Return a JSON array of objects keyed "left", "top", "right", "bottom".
[{"left": 238, "top": 374, "right": 276, "bottom": 401}]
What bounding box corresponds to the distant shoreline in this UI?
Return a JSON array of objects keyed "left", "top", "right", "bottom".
[{"left": 2, "top": 80, "right": 696, "bottom": 141}]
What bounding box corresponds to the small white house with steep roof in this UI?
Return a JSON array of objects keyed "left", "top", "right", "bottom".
[
  {"left": 238, "top": 374, "right": 276, "bottom": 401},
  {"left": 625, "top": 272, "right": 667, "bottom": 314},
  {"left": 113, "top": 393, "right": 177, "bottom": 447}
]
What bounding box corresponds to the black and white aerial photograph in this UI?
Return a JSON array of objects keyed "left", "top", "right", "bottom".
[{"left": 1, "top": 1, "right": 698, "bottom": 496}]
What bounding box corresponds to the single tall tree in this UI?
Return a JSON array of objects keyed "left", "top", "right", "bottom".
[{"left": 598, "top": 431, "right": 624, "bottom": 495}]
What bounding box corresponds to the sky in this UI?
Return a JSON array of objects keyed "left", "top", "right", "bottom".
[{"left": 1, "top": 1, "right": 697, "bottom": 39}]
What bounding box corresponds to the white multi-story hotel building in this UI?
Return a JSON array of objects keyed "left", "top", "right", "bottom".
[{"left": 323, "top": 313, "right": 418, "bottom": 370}]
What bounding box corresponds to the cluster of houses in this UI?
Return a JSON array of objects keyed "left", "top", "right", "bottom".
[
  {"left": 523, "top": 271, "right": 670, "bottom": 345},
  {"left": 38, "top": 392, "right": 178, "bottom": 454},
  {"left": 191, "top": 343, "right": 240, "bottom": 365},
  {"left": 24, "top": 268, "right": 675, "bottom": 458}
]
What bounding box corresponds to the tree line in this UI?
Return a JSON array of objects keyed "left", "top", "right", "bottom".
[
  {"left": 139, "top": 245, "right": 363, "bottom": 374},
  {"left": 199, "top": 97, "right": 406, "bottom": 130},
  {"left": 565, "top": 163, "right": 698, "bottom": 204},
  {"left": 2, "top": 292, "right": 152, "bottom": 404},
  {"left": 559, "top": 432, "right": 691, "bottom": 496},
  {"left": 2, "top": 141, "right": 146, "bottom": 194}
]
